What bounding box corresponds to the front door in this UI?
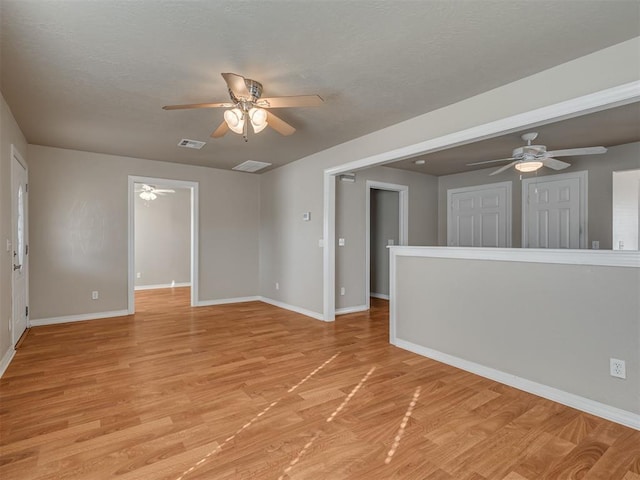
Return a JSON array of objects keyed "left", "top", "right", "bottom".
[
  {"left": 11, "top": 148, "right": 28, "bottom": 345},
  {"left": 523, "top": 171, "right": 586, "bottom": 249}
]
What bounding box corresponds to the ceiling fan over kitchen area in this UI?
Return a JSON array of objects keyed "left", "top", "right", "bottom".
[
  {"left": 163, "top": 73, "right": 324, "bottom": 142},
  {"left": 467, "top": 132, "right": 608, "bottom": 175}
]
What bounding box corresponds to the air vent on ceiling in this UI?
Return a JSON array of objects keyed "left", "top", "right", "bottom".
[
  {"left": 178, "top": 139, "right": 206, "bottom": 149},
  {"left": 232, "top": 160, "right": 272, "bottom": 173}
]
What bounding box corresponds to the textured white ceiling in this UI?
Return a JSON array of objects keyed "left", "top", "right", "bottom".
[{"left": 1, "top": 0, "right": 639, "bottom": 172}]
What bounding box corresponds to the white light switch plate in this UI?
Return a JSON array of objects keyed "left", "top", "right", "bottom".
[{"left": 338, "top": 238, "right": 345, "bottom": 246}]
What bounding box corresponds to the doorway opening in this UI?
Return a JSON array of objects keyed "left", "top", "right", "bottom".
[
  {"left": 366, "top": 181, "right": 408, "bottom": 311},
  {"left": 127, "top": 176, "right": 199, "bottom": 314}
]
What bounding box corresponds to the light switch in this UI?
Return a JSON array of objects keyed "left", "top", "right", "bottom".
[
  {"left": 5, "top": 239, "right": 10, "bottom": 252},
  {"left": 302, "top": 212, "right": 311, "bottom": 221},
  {"left": 338, "top": 238, "right": 345, "bottom": 246},
  {"left": 318, "top": 239, "right": 324, "bottom": 247}
]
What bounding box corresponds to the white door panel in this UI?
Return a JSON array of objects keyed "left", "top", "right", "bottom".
[
  {"left": 523, "top": 172, "right": 586, "bottom": 249},
  {"left": 11, "top": 148, "right": 28, "bottom": 345},
  {"left": 448, "top": 182, "right": 512, "bottom": 247}
]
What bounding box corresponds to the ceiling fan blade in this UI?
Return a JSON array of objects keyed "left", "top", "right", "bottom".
[
  {"left": 467, "top": 157, "right": 516, "bottom": 166},
  {"left": 542, "top": 157, "right": 571, "bottom": 171},
  {"left": 154, "top": 189, "right": 176, "bottom": 194},
  {"left": 489, "top": 160, "right": 519, "bottom": 176},
  {"left": 211, "top": 121, "right": 229, "bottom": 138},
  {"left": 266, "top": 111, "right": 296, "bottom": 136},
  {"left": 545, "top": 146, "right": 607, "bottom": 157},
  {"left": 256, "top": 95, "right": 324, "bottom": 108},
  {"left": 163, "top": 102, "right": 233, "bottom": 110},
  {"left": 221, "top": 72, "right": 251, "bottom": 99}
]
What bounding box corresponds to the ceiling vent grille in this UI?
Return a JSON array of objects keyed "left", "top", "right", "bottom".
[
  {"left": 178, "top": 139, "right": 206, "bottom": 149},
  {"left": 232, "top": 160, "right": 272, "bottom": 173}
]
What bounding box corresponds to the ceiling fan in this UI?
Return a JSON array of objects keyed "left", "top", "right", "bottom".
[
  {"left": 467, "top": 132, "right": 608, "bottom": 175},
  {"left": 135, "top": 184, "right": 175, "bottom": 201},
  {"left": 163, "top": 73, "right": 323, "bottom": 142}
]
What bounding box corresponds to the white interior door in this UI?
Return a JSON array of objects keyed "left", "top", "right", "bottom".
[
  {"left": 523, "top": 172, "right": 587, "bottom": 249},
  {"left": 11, "top": 147, "right": 28, "bottom": 344},
  {"left": 447, "top": 182, "right": 512, "bottom": 247}
]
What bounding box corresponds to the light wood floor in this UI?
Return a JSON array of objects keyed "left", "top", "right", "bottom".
[{"left": 1, "top": 288, "right": 638, "bottom": 479}]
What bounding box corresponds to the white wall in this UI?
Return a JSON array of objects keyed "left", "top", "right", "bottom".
[
  {"left": 260, "top": 38, "right": 640, "bottom": 316},
  {"left": 135, "top": 187, "right": 190, "bottom": 287},
  {"left": 0, "top": 93, "right": 28, "bottom": 368},
  {"left": 27, "top": 145, "right": 260, "bottom": 320},
  {"left": 613, "top": 168, "right": 640, "bottom": 250}
]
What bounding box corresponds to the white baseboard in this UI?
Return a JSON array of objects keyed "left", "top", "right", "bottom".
[
  {"left": 135, "top": 282, "right": 191, "bottom": 291},
  {"left": 393, "top": 337, "right": 640, "bottom": 431},
  {"left": 196, "top": 296, "right": 260, "bottom": 307},
  {"left": 29, "top": 309, "right": 130, "bottom": 327},
  {"left": 335, "top": 305, "right": 368, "bottom": 315},
  {"left": 0, "top": 347, "right": 16, "bottom": 378},
  {"left": 370, "top": 292, "right": 389, "bottom": 300},
  {"left": 259, "top": 297, "right": 325, "bottom": 321}
]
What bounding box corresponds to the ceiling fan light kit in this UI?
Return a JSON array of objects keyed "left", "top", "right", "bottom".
[
  {"left": 466, "top": 132, "right": 608, "bottom": 176},
  {"left": 514, "top": 160, "right": 543, "bottom": 173},
  {"left": 163, "top": 73, "right": 323, "bottom": 142}
]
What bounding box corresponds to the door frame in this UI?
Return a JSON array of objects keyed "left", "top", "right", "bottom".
[
  {"left": 365, "top": 181, "right": 408, "bottom": 309},
  {"left": 127, "top": 176, "right": 199, "bottom": 313},
  {"left": 446, "top": 181, "right": 512, "bottom": 247},
  {"left": 522, "top": 171, "right": 588, "bottom": 249},
  {"left": 10, "top": 144, "right": 29, "bottom": 345}
]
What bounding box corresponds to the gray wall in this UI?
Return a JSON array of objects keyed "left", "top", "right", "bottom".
[
  {"left": 259, "top": 38, "right": 640, "bottom": 316},
  {"left": 334, "top": 166, "right": 437, "bottom": 310},
  {"left": 437, "top": 141, "right": 640, "bottom": 249},
  {"left": 370, "top": 189, "right": 399, "bottom": 297},
  {"left": 27, "top": 145, "right": 260, "bottom": 320},
  {"left": 395, "top": 255, "right": 640, "bottom": 414},
  {"left": 0, "top": 93, "right": 28, "bottom": 363},
  {"left": 135, "top": 187, "right": 190, "bottom": 287}
]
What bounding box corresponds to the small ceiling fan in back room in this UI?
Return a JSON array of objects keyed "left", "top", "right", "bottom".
[
  {"left": 467, "top": 132, "right": 608, "bottom": 175},
  {"left": 163, "top": 73, "right": 324, "bottom": 142}
]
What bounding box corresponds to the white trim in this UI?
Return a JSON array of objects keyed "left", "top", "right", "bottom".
[
  {"left": 365, "top": 181, "right": 408, "bottom": 311},
  {"left": 0, "top": 348, "right": 16, "bottom": 379},
  {"left": 195, "top": 296, "right": 260, "bottom": 307},
  {"left": 388, "top": 245, "right": 640, "bottom": 268},
  {"left": 134, "top": 282, "right": 191, "bottom": 291},
  {"left": 323, "top": 172, "right": 336, "bottom": 322},
  {"left": 30, "top": 310, "right": 130, "bottom": 327},
  {"left": 522, "top": 170, "right": 588, "bottom": 249},
  {"left": 260, "top": 297, "right": 325, "bottom": 321},
  {"left": 323, "top": 81, "right": 640, "bottom": 320},
  {"left": 335, "top": 305, "right": 368, "bottom": 315},
  {"left": 128, "top": 176, "right": 199, "bottom": 314},
  {"left": 392, "top": 338, "right": 640, "bottom": 431},
  {"left": 370, "top": 292, "right": 389, "bottom": 300},
  {"left": 446, "top": 181, "right": 512, "bottom": 247}
]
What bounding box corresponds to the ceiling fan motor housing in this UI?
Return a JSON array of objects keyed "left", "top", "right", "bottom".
[{"left": 512, "top": 145, "right": 547, "bottom": 159}]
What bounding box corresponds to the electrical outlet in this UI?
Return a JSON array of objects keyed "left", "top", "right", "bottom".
[
  {"left": 610, "top": 358, "right": 626, "bottom": 379},
  {"left": 92, "top": 291, "right": 99, "bottom": 300},
  {"left": 340, "top": 287, "right": 345, "bottom": 296},
  {"left": 591, "top": 240, "right": 599, "bottom": 250},
  {"left": 275, "top": 282, "right": 279, "bottom": 290},
  {"left": 136, "top": 272, "right": 141, "bottom": 278}
]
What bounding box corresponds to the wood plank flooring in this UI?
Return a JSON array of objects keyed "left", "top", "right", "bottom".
[{"left": 1, "top": 287, "right": 638, "bottom": 479}]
